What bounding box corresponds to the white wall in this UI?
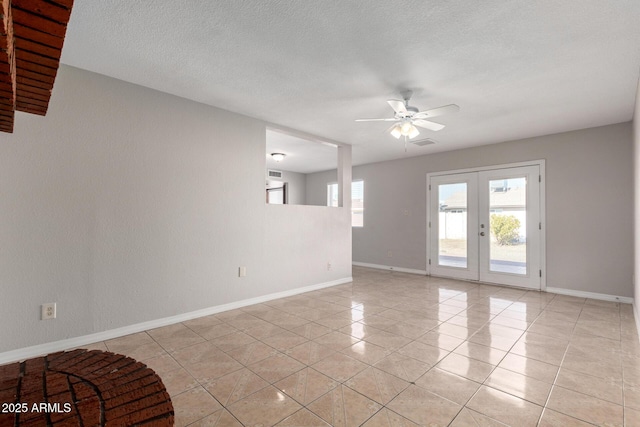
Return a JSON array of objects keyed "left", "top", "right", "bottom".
[
  {"left": 349, "top": 123, "right": 633, "bottom": 297},
  {"left": 283, "top": 170, "right": 307, "bottom": 205},
  {"left": 306, "top": 169, "right": 338, "bottom": 206},
  {"left": 0, "top": 66, "right": 352, "bottom": 354}
]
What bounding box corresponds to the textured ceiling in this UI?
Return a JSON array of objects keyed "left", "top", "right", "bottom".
[
  {"left": 60, "top": 1, "right": 640, "bottom": 167},
  {"left": 266, "top": 130, "right": 338, "bottom": 174}
]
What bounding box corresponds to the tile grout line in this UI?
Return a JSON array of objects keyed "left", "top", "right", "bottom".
[
  {"left": 94, "top": 270, "right": 638, "bottom": 427},
  {"left": 534, "top": 297, "right": 587, "bottom": 426},
  {"left": 441, "top": 291, "right": 555, "bottom": 426}
]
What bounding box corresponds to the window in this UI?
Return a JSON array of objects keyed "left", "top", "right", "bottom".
[
  {"left": 327, "top": 181, "right": 364, "bottom": 227},
  {"left": 352, "top": 180, "right": 364, "bottom": 227},
  {"left": 327, "top": 183, "right": 339, "bottom": 208}
]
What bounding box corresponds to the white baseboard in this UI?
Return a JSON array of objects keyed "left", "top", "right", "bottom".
[
  {"left": 0, "top": 277, "right": 352, "bottom": 366},
  {"left": 546, "top": 286, "right": 633, "bottom": 304},
  {"left": 353, "top": 262, "right": 426, "bottom": 276},
  {"left": 351, "top": 264, "right": 631, "bottom": 305}
]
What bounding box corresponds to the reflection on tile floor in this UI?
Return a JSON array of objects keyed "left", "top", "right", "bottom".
[{"left": 85, "top": 267, "right": 640, "bottom": 426}]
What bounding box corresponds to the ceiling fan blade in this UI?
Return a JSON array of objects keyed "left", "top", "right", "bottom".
[
  {"left": 414, "top": 104, "right": 460, "bottom": 119},
  {"left": 387, "top": 99, "right": 407, "bottom": 114},
  {"left": 355, "top": 118, "right": 398, "bottom": 122},
  {"left": 413, "top": 119, "right": 445, "bottom": 131}
]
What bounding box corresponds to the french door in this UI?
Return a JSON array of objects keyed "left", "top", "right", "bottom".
[{"left": 428, "top": 164, "right": 542, "bottom": 289}]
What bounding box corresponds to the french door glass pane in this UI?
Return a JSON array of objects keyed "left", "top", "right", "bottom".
[
  {"left": 438, "top": 183, "right": 467, "bottom": 268},
  {"left": 488, "top": 177, "right": 527, "bottom": 274}
]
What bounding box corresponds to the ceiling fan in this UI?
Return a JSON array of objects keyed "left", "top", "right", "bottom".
[{"left": 356, "top": 91, "right": 459, "bottom": 141}]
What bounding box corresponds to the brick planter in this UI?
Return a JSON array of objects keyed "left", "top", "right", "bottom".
[{"left": 0, "top": 349, "right": 174, "bottom": 426}]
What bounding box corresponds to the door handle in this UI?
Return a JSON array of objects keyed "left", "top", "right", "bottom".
[{"left": 480, "top": 232, "right": 485, "bottom": 236}]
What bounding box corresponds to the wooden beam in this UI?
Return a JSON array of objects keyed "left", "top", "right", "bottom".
[
  {"left": 11, "top": 0, "right": 72, "bottom": 25},
  {"left": 16, "top": 98, "right": 48, "bottom": 114},
  {"left": 0, "top": 77, "right": 14, "bottom": 92},
  {"left": 15, "top": 36, "right": 61, "bottom": 58},
  {"left": 17, "top": 75, "right": 51, "bottom": 90},
  {"left": 0, "top": 0, "right": 73, "bottom": 132},
  {"left": 13, "top": 23, "right": 65, "bottom": 50},
  {"left": 19, "top": 49, "right": 59, "bottom": 69},
  {"left": 16, "top": 57, "right": 58, "bottom": 78},
  {"left": 0, "top": 0, "right": 15, "bottom": 133},
  {"left": 11, "top": 9, "right": 67, "bottom": 38},
  {"left": 48, "top": 0, "right": 74, "bottom": 10},
  {"left": 16, "top": 85, "right": 51, "bottom": 103}
]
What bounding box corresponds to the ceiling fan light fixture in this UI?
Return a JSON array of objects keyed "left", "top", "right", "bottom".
[
  {"left": 400, "top": 121, "right": 412, "bottom": 135},
  {"left": 408, "top": 124, "right": 420, "bottom": 139},
  {"left": 271, "top": 153, "right": 286, "bottom": 162},
  {"left": 390, "top": 125, "right": 402, "bottom": 139}
]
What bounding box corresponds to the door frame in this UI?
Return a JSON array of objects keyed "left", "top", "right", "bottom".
[{"left": 426, "top": 160, "right": 546, "bottom": 291}]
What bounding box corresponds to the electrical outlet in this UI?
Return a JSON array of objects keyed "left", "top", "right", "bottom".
[
  {"left": 239, "top": 266, "right": 246, "bottom": 277},
  {"left": 327, "top": 262, "right": 331, "bottom": 271},
  {"left": 41, "top": 303, "right": 56, "bottom": 320},
  {"left": 387, "top": 250, "right": 393, "bottom": 257}
]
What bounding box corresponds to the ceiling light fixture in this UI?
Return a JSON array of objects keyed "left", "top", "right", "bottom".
[
  {"left": 271, "top": 153, "right": 286, "bottom": 162},
  {"left": 407, "top": 124, "right": 420, "bottom": 139},
  {"left": 390, "top": 121, "right": 420, "bottom": 140}
]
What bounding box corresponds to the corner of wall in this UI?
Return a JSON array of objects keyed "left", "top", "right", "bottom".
[{"left": 633, "top": 74, "right": 640, "bottom": 341}]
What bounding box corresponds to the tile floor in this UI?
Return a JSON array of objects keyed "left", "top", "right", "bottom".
[{"left": 82, "top": 267, "right": 640, "bottom": 426}]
